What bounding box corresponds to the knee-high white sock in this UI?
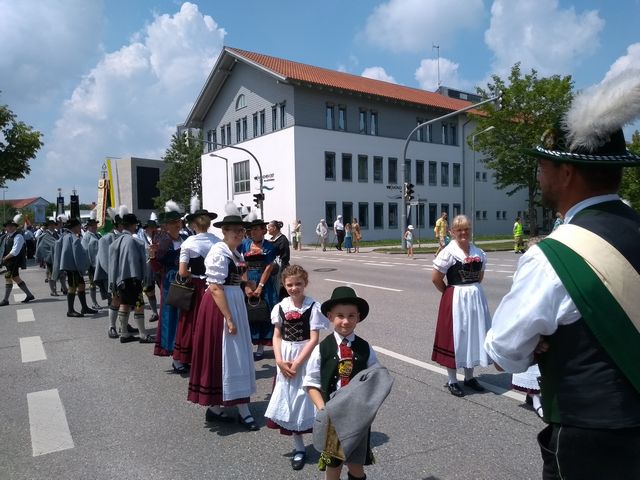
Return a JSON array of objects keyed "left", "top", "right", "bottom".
[
  {"left": 531, "top": 393, "right": 542, "bottom": 411},
  {"left": 237, "top": 403, "right": 251, "bottom": 419},
  {"left": 109, "top": 307, "right": 118, "bottom": 328},
  {"left": 464, "top": 368, "right": 474, "bottom": 381},
  {"left": 134, "top": 313, "right": 147, "bottom": 336},
  {"left": 447, "top": 368, "right": 458, "bottom": 384},
  {"left": 292, "top": 433, "right": 305, "bottom": 452},
  {"left": 117, "top": 310, "right": 130, "bottom": 336}
]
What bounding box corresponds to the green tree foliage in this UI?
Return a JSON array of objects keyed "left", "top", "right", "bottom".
[
  {"left": 620, "top": 130, "right": 640, "bottom": 209},
  {"left": 473, "top": 64, "right": 573, "bottom": 235},
  {"left": 155, "top": 132, "right": 203, "bottom": 211},
  {"left": 0, "top": 100, "right": 43, "bottom": 187}
]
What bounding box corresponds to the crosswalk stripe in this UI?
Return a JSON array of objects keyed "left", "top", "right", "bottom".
[
  {"left": 14, "top": 293, "right": 26, "bottom": 302},
  {"left": 17, "top": 309, "right": 35, "bottom": 323},
  {"left": 20, "top": 336, "right": 47, "bottom": 363},
  {"left": 27, "top": 389, "right": 75, "bottom": 456}
]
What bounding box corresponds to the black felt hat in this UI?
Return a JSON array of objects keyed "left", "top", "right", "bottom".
[
  {"left": 3, "top": 214, "right": 21, "bottom": 228},
  {"left": 321, "top": 286, "right": 369, "bottom": 321},
  {"left": 121, "top": 213, "right": 139, "bottom": 226},
  {"left": 212, "top": 215, "right": 247, "bottom": 228},
  {"left": 186, "top": 209, "right": 218, "bottom": 223},
  {"left": 65, "top": 217, "right": 82, "bottom": 229}
]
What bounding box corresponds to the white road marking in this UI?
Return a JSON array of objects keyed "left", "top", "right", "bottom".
[
  {"left": 13, "top": 293, "right": 26, "bottom": 302},
  {"left": 17, "top": 308, "right": 35, "bottom": 323},
  {"left": 373, "top": 345, "right": 526, "bottom": 402},
  {"left": 324, "top": 279, "right": 403, "bottom": 292},
  {"left": 27, "top": 389, "right": 75, "bottom": 456},
  {"left": 363, "top": 263, "right": 394, "bottom": 267},
  {"left": 20, "top": 336, "right": 47, "bottom": 363}
]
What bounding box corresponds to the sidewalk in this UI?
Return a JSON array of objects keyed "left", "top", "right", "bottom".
[{"left": 301, "top": 238, "right": 516, "bottom": 254}]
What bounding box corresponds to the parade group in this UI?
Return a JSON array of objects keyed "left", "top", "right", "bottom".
[{"left": 3, "top": 67, "right": 640, "bottom": 479}]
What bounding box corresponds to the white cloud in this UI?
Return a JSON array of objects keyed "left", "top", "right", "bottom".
[
  {"left": 363, "top": 0, "right": 484, "bottom": 53},
  {"left": 41, "top": 2, "right": 225, "bottom": 200},
  {"left": 361, "top": 67, "right": 397, "bottom": 84},
  {"left": 415, "top": 57, "right": 474, "bottom": 92},
  {"left": 485, "top": 0, "right": 604, "bottom": 78},
  {"left": 603, "top": 43, "right": 640, "bottom": 83},
  {"left": 0, "top": 0, "right": 103, "bottom": 108}
]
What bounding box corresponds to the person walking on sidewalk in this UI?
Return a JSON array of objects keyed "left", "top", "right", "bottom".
[{"left": 513, "top": 216, "right": 525, "bottom": 253}]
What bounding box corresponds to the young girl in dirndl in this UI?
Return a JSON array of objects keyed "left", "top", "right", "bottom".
[{"left": 264, "top": 265, "right": 329, "bottom": 470}]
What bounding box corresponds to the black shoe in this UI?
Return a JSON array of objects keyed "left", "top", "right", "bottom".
[
  {"left": 127, "top": 324, "right": 139, "bottom": 334},
  {"left": 237, "top": 414, "right": 259, "bottom": 431},
  {"left": 205, "top": 408, "right": 235, "bottom": 423},
  {"left": 108, "top": 326, "right": 119, "bottom": 339},
  {"left": 139, "top": 335, "right": 155, "bottom": 344},
  {"left": 149, "top": 313, "right": 159, "bottom": 323},
  {"left": 50, "top": 292, "right": 59, "bottom": 297},
  {"left": 0, "top": 300, "right": 8, "bottom": 306},
  {"left": 291, "top": 451, "right": 306, "bottom": 470},
  {"left": 172, "top": 361, "right": 188, "bottom": 373},
  {"left": 119, "top": 335, "right": 139, "bottom": 343},
  {"left": 81, "top": 307, "right": 98, "bottom": 314},
  {"left": 21, "top": 295, "right": 35, "bottom": 303},
  {"left": 67, "top": 311, "right": 84, "bottom": 318},
  {"left": 61, "top": 289, "right": 68, "bottom": 295},
  {"left": 253, "top": 351, "right": 264, "bottom": 361},
  {"left": 525, "top": 394, "right": 533, "bottom": 406},
  {"left": 463, "top": 378, "right": 485, "bottom": 392},
  {"left": 447, "top": 382, "right": 465, "bottom": 397},
  {"left": 91, "top": 304, "right": 102, "bottom": 310}
]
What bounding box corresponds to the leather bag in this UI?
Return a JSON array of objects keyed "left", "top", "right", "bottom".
[
  {"left": 246, "top": 295, "right": 270, "bottom": 324},
  {"left": 165, "top": 274, "right": 195, "bottom": 311}
]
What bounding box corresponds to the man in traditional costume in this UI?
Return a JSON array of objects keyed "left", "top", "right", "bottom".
[
  {"left": 81, "top": 211, "right": 102, "bottom": 309},
  {"left": 35, "top": 219, "right": 61, "bottom": 296},
  {"left": 137, "top": 212, "right": 160, "bottom": 322},
  {"left": 52, "top": 217, "right": 97, "bottom": 317},
  {"left": 485, "top": 69, "right": 640, "bottom": 479},
  {"left": 0, "top": 214, "right": 35, "bottom": 306},
  {"left": 108, "top": 208, "right": 154, "bottom": 344}
]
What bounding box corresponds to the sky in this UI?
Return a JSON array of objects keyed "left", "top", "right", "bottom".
[{"left": 1, "top": 0, "right": 640, "bottom": 203}]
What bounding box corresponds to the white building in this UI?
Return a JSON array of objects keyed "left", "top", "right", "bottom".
[{"left": 183, "top": 47, "right": 530, "bottom": 240}]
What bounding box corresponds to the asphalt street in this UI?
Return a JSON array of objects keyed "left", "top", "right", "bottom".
[{"left": 1, "top": 248, "right": 544, "bottom": 480}]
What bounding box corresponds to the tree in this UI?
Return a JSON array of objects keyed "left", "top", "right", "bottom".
[
  {"left": 472, "top": 64, "right": 573, "bottom": 235},
  {"left": 620, "top": 130, "right": 640, "bottom": 210},
  {"left": 154, "top": 131, "right": 203, "bottom": 211},
  {"left": 0, "top": 99, "right": 43, "bottom": 187}
]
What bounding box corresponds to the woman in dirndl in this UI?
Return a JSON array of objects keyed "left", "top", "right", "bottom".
[
  {"left": 171, "top": 207, "right": 219, "bottom": 373},
  {"left": 431, "top": 214, "right": 492, "bottom": 397},
  {"left": 187, "top": 205, "right": 258, "bottom": 430}
]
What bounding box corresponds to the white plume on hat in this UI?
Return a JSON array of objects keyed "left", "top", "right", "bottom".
[
  {"left": 164, "top": 200, "right": 181, "bottom": 213},
  {"left": 90, "top": 209, "right": 97, "bottom": 220},
  {"left": 223, "top": 201, "right": 241, "bottom": 216},
  {"left": 106, "top": 208, "right": 116, "bottom": 221},
  {"left": 190, "top": 196, "right": 200, "bottom": 214},
  {"left": 564, "top": 68, "right": 640, "bottom": 151},
  {"left": 245, "top": 210, "right": 259, "bottom": 223},
  {"left": 57, "top": 213, "right": 68, "bottom": 223},
  {"left": 13, "top": 213, "right": 23, "bottom": 225},
  {"left": 118, "top": 205, "right": 129, "bottom": 217},
  {"left": 150, "top": 212, "right": 158, "bottom": 222}
]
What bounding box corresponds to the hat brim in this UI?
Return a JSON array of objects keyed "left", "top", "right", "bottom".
[
  {"left": 522, "top": 146, "right": 640, "bottom": 166},
  {"left": 321, "top": 297, "right": 369, "bottom": 321},
  {"left": 246, "top": 220, "right": 268, "bottom": 229},
  {"left": 213, "top": 215, "right": 248, "bottom": 228},
  {"left": 3, "top": 221, "right": 18, "bottom": 227},
  {"left": 186, "top": 211, "right": 218, "bottom": 223}
]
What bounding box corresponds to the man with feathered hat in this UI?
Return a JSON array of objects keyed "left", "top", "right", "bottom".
[
  {"left": 108, "top": 207, "right": 154, "bottom": 343},
  {"left": 35, "top": 219, "right": 61, "bottom": 296},
  {"left": 52, "top": 217, "right": 97, "bottom": 317},
  {"left": 485, "top": 69, "right": 640, "bottom": 478},
  {"left": 0, "top": 213, "right": 34, "bottom": 306},
  {"left": 81, "top": 210, "right": 103, "bottom": 309},
  {"left": 136, "top": 211, "right": 160, "bottom": 322}
]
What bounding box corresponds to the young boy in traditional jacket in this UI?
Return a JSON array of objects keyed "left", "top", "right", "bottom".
[{"left": 303, "top": 286, "right": 393, "bottom": 480}]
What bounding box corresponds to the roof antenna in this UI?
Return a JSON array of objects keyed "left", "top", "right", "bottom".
[{"left": 432, "top": 43, "right": 440, "bottom": 89}]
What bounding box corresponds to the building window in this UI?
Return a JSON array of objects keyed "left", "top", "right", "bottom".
[
  {"left": 359, "top": 110, "right": 367, "bottom": 134},
  {"left": 253, "top": 113, "right": 258, "bottom": 137},
  {"left": 441, "top": 162, "right": 449, "bottom": 186},
  {"left": 259, "top": 110, "right": 265, "bottom": 135},
  {"left": 326, "top": 104, "right": 335, "bottom": 130},
  {"left": 206, "top": 129, "right": 215, "bottom": 152},
  {"left": 374, "top": 203, "right": 383, "bottom": 228},
  {"left": 483, "top": 210, "right": 487, "bottom": 220},
  {"left": 416, "top": 119, "right": 424, "bottom": 142},
  {"left": 452, "top": 163, "right": 460, "bottom": 187},
  {"left": 416, "top": 160, "right": 425, "bottom": 185},
  {"left": 441, "top": 123, "right": 448, "bottom": 145},
  {"left": 388, "top": 157, "right": 397, "bottom": 184},
  {"left": 242, "top": 117, "right": 247, "bottom": 141},
  {"left": 342, "top": 202, "right": 353, "bottom": 224},
  {"left": 417, "top": 204, "right": 425, "bottom": 228},
  {"left": 496, "top": 211, "right": 501, "bottom": 220},
  {"left": 325, "top": 152, "right": 336, "bottom": 181},
  {"left": 370, "top": 111, "right": 378, "bottom": 135},
  {"left": 358, "top": 203, "right": 369, "bottom": 229},
  {"left": 358, "top": 155, "right": 368, "bottom": 182},
  {"left": 450, "top": 124, "right": 457, "bottom": 145},
  {"left": 373, "top": 156, "right": 383, "bottom": 183},
  {"left": 220, "top": 126, "right": 226, "bottom": 145},
  {"left": 482, "top": 172, "right": 487, "bottom": 182},
  {"left": 453, "top": 203, "right": 461, "bottom": 216},
  {"left": 233, "top": 160, "right": 250, "bottom": 194},
  {"left": 388, "top": 203, "right": 398, "bottom": 228},
  {"left": 235, "top": 94, "right": 246, "bottom": 110},
  {"left": 325, "top": 202, "right": 337, "bottom": 226},
  {"left": 502, "top": 211, "right": 507, "bottom": 220},
  {"left": 441, "top": 203, "right": 449, "bottom": 217},
  {"left": 426, "top": 124, "right": 433, "bottom": 143},
  {"left": 272, "top": 106, "right": 277, "bottom": 131},
  {"left": 476, "top": 171, "right": 481, "bottom": 181},
  {"left": 338, "top": 106, "right": 346, "bottom": 131},
  {"left": 226, "top": 124, "right": 231, "bottom": 144},
  {"left": 404, "top": 159, "right": 411, "bottom": 183},
  {"left": 342, "top": 154, "right": 352, "bottom": 181},
  {"left": 429, "top": 203, "right": 437, "bottom": 227},
  {"left": 236, "top": 120, "right": 241, "bottom": 143},
  {"left": 428, "top": 161, "right": 437, "bottom": 186},
  {"left": 280, "top": 103, "right": 286, "bottom": 128}
]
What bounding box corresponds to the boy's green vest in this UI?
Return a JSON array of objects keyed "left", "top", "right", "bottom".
[{"left": 319, "top": 335, "right": 370, "bottom": 403}]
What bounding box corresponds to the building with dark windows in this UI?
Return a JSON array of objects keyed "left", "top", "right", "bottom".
[
  {"left": 184, "top": 47, "right": 530, "bottom": 240},
  {"left": 113, "top": 157, "right": 165, "bottom": 222}
]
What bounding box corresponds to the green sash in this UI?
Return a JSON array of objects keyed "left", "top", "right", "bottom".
[{"left": 538, "top": 225, "right": 640, "bottom": 394}]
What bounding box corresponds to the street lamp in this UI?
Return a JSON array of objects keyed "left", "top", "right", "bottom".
[
  {"left": 209, "top": 153, "right": 230, "bottom": 201},
  {"left": 1, "top": 186, "right": 8, "bottom": 224},
  {"left": 471, "top": 125, "right": 495, "bottom": 242}
]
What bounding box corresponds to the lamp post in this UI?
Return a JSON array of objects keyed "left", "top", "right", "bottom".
[
  {"left": 471, "top": 125, "right": 495, "bottom": 242},
  {"left": 1, "top": 186, "right": 8, "bottom": 224},
  {"left": 209, "top": 153, "right": 230, "bottom": 201},
  {"left": 401, "top": 93, "right": 502, "bottom": 246}
]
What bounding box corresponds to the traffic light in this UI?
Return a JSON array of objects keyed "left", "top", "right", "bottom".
[
  {"left": 404, "top": 183, "right": 415, "bottom": 201},
  {"left": 495, "top": 90, "right": 504, "bottom": 111},
  {"left": 253, "top": 192, "right": 264, "bottom": 208}
]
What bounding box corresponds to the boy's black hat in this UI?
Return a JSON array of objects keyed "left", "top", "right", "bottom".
[{"left": 321, "top": 286, "right": 369, "bottom": 321}]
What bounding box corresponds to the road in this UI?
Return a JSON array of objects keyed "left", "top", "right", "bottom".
[{"left": 1, "top": 248, "right": 544, "bottom": 480}]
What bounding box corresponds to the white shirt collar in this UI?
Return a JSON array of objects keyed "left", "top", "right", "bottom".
[
  {"left": 564, "top": 194, "right": 620, "bottom": 224},
  {"left": 333, "top": 331, "right": 355, "bottom": 346}
]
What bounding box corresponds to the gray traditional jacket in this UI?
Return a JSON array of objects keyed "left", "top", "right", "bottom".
[
  {"left": 93, "top": 231, "right": 119, "bottom": 283},
  {"left": 52, "top": 231, "right": 90, "bottom": 280},
  {"left": 35, "top": 230, "right": 58, "bottom": 265},
  {"left": 107, "top": 231, "right": 146, "bottom": 292},
  {"left": 81, "top": 231, "right": 100, "bottom": 268}
]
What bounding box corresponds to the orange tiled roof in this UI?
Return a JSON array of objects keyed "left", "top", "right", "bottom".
[
  {"left": 226, "top": 47, "right": 474, "bottom": 112},
  {"left": 0, "top": 197, "right": 42, "bottom": 209}
]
